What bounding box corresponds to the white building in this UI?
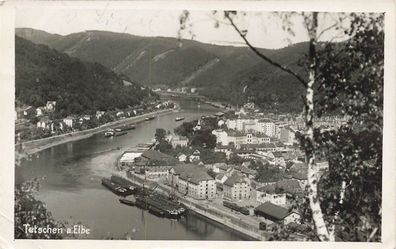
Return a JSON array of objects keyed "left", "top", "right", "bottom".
[
  {"left": 170, "top": 136, "right": 189, "bottom": 148},
  {"left": 63, "top": 116, "right": 77, "bottom": 128},
  {"left": 223, "top": 172, "right": 250, "bottom": 200},
  {"left": 169, "top": 164, "right": 216, "bottom": 200},
  {"left": 212, "top": 129, "right": 229, "bottom": 145}
]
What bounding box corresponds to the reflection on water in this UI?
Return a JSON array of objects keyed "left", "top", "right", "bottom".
[{"left": 16, "top": 100, "right": 248, "bottom": 240}]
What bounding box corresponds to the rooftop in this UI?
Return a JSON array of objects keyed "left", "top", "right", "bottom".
[
  {"left": 255, "top": 201, "right": 289, "bottom": 220},
  {"left": 172, "top": 164, "right": 214, "bottom": 185},
  {"left": 223, "top": 172, "right": 247, "bottom": 187}
]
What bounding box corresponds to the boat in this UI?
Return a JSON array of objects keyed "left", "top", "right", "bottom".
[
  {"left": 119, "top": 198, "right": 136, "bottom": 206},
  {"left": 114, "top": 131, "right": 127, "bottom": 136},
  {"left": 101, "top": 178, "right": 130, "bottom": 196},
  {"left": 116, "top": 125, "right": 136, "bottom": 131},
  {"left": 175, "top": 117, "right": 185, "bottom": 121},
  {"left": 133, "top": 193, "right": 187, "bottom": 219},
  {"left": 104, "top": 129, "right": 115, "bottom": 137},
  {"left": 144, "top": 116, "right": 155, "bottom": 121},
  {"left": 111, "top": 175, "right": 136, "bottom": 192}
]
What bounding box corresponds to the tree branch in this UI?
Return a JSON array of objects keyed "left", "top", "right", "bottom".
[{"left": 224, "top": 11, "right": 307, "bottom": 88}]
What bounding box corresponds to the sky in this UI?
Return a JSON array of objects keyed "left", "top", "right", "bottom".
[{"left": 15, "top": 8, "right": 348, "bottom": 49}]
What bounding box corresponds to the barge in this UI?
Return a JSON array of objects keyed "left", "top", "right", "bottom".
[
  {"left": 104, "top": 129, "right": 128, "bottom": 137},
  {"left": 111, "top": 175, "right": 137, "bottom": 192},
  {"left": 135, "top": 194, "right": 186, "bottom": 219},
  {"left": 175, "top": 117, "right": 185, "bottom": 121},
  {"left": 144, "top": 116, "right": 155, "bottom": 121},
  {"left": 101, "top": 178, "right": 134, "bottom": 196},
  {"left": 119, "top": 197, "right": 136, "bottom": 206},
  {"left": 116, "top": 124, "right": 136, "bottom": 131}
]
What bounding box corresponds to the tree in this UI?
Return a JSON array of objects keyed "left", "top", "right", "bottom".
[
  {"left": 154, "top": 128, "right": 167, "bottom": 142},
  {"left": 313, "top": 13, "right": 383, "bottom": 241},
  {"left": 179, "top": 11, "right": 383, "bottom": 241}
]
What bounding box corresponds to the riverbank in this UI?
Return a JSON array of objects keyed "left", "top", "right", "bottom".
[
  {"left": 123, "top": 171, "right": 269, "bottom": 241},
  {"left": 19, "top": 108, "right": 176, "bottom": 155}
]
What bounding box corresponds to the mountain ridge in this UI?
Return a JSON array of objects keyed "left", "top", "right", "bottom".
[{"left": 16, "top": 27, "right": 309, "bottom": 112}]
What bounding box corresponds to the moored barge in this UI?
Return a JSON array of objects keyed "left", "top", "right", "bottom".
[{"left": 101, "top": 178, "right": 134, "bottom": 196}]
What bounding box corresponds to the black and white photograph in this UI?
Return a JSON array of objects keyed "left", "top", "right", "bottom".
[{"left": 2, "top": 0, "right": 394, "bottom": 246}]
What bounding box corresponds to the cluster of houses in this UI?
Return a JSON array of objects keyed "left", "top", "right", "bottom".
[
  {"left": 118, "top": 142, "right": 312, "bottom": 225},
  {"left": 15, "top": 99, "right": 174, "bottom": 136},
  {"left": 113, "top": 104, "right": 339, "bottom": 226}
]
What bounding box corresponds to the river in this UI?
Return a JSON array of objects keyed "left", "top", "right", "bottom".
[{"left": 16, "top": 100, "right": 249, "bottom": 240}]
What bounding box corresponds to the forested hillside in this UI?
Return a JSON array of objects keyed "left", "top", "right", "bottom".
[
  {"left": 15, "top": 36, "right": 156, "bottom": 118},
  {"left": 16, "top": 28, "right": 310, "bottom": 112}
]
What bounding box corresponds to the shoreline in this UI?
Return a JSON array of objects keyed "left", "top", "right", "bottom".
[
  {"left": 124, "top": 172, "right": 268, "bottom": 241},
  {"left": 19, "top": 108, "right": 176, "bottom": 155}
]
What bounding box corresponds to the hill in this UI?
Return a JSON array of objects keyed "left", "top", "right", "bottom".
[
  {"left": 16, "top": 28, "right": 309, "bottom": 112},
  {"left": 15, "top": 36, "right": 156, "bottom": 118}
]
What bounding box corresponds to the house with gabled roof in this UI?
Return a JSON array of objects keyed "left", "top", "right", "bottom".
[
  {"left": 223, "top": 172, "right": 250, "bottom": 200},
  {"left": 169, "top": 164, "right": 216, "bottom": 200},
  {"left": 254, "top": 202, "right": 300, "bottom": 224}
]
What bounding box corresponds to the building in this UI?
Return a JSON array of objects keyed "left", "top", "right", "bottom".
[
  {"left": 169, "top": 164, "right": 216, "bottom": 200},
  {"left": 189, "top": 150, "right": 201, "bottom": 162},
  {"left": 223, "top": 172, "right": 250, "bottom": 200},
  {"left": 270, "top": 151, "right": 286, "bottom": 167},
  {"left": 63, "top": 116, "right": 78, "bottom": 128},
  {"left": 15, "top": 106, "right": 35, "bottom": 120},
  {"left": 254, "top": 202, "right": 301, "bottom": 224},
  {"left": 96, "top": 111, "right": 105, "bottom": 119},
  {"left": 118, "top": 150, "right": 143, "bottom": 167},
  {"left": 36, "top": 117, "right": 53, "bottom": 130},
  {"left": 256, "top": 184, "right": 287, "bottom": 206},
  {"left": 177, "top": 153, "right": 187, "bottom": 162},
  {"left": 133, "top": 150, "right": 179, "bottom": 179},
  {"left": 36, "top": 107, "right": 46, "bottom": 117},
  {"left": 170, "top": 136, "right": 188, "bottom": 148},
  {"left": 212, "top": 129, "right": 229, "bottom": 145},
  {"left": 45, "top": 101, "right": 56, "bottom": 112}
]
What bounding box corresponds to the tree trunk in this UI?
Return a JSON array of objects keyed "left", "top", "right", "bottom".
[{"left": 305, "top": 12, "right": 333, "bottom": 241}]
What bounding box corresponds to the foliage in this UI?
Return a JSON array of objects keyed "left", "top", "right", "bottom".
[
  {"left": 155, "top": 128, "right": 167, "bottom": 142},
  {"left": 253, "top": 161, "right": 285, "bottom": 183},
  {"left": 313, "top": 13, "right": 383, "bottom": 241},
  {"left": 16, "top": 28, "right": 310, "bottom": 113},
  {"left": 15, "top": 36, "right": 157, "bottom": 117}
]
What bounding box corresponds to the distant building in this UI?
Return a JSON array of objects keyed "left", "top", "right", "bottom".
[
  {"left": 256, "top": 184, "right": 287, "bottom": 206},
  {"left": 15, "top": 106, "right": 35, "bottom": 120},
  {"left": 118, "top": 151, "right": 143, "bottom": 167},
  {"left": 270, "top": 151, "right": 286, "bottom": 167},
  {"left": 36, "top": 107, "right": 46, "bottom": 117},
  {"left": 254, "top": 202, "right": 301, "bottom": 224},
  {"left": 223, "top": 172, "right": 250, "bottom": 200},
  {"left": 177, "top": 153, "right": 187, "bottom": 162},
  {"left": 96, "top": 111, "right": 105, "bottom": 119},
  {"left": 212, "top": 129, "right": 229, "bottom": 145},
  {"left": 215, "top": 173, "right": 228, "bottom": 184},
  {"left": 189, "top": 150, "right": 201, "bottom": 162},
  {"left": 36, "top": 116, "right": 53, "bottom": 130},
  {"left": 169, "top": 164, "right": 216, "bottom": 200},
  {"left": 170, "top": 136, "right": 188, "bottom": 148},
  {"left": 45, "top": 101, "right": 56, "bottom": 112},
  {"left": 133, "top": 150, "right": 179, "bottom": 179},
  {"left": 63, "top": 115, "right": 77, "bottom": 128},
  {"left": 193, "top": 119, "right": 202, "bottom": 131}
]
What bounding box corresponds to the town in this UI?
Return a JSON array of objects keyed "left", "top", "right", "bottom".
[{"left": 108, "top": 101, "right": 348, "bottom": 240}]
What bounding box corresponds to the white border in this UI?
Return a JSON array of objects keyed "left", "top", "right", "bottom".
[{"left": 0, "top": 1, "right": 395, "bottom": 249}]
